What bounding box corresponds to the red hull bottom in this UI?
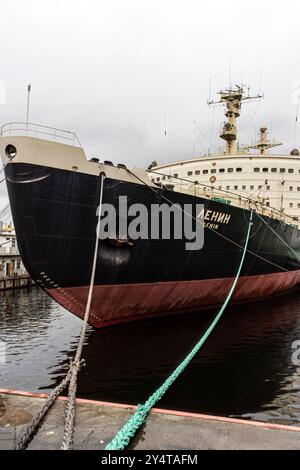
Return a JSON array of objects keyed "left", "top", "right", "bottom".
[{"left": 47, "top": 270, "right": 300, "bottom": 328}]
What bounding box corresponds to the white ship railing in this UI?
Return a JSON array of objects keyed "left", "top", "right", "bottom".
[
  {"left": 149, "top": 171, "right": 300, "bottom": 229},
  {"left": 0, "top": 122, "right": 82, "bottom": 147}
]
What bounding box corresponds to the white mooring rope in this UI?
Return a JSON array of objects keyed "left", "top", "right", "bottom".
[{"left": 15, "top": 172, "right": 105, "bottom": 451}]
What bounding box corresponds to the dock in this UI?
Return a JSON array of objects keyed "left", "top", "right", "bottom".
[
  {"left": 0, "top": 275, "right": 34, "bottom": 291},
  {"left": 1, "top": 389, "right": 300, "bottom": 450}
]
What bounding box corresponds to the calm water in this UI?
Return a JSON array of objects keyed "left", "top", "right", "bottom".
[{"left": 1, "top": 287, "right": 300, "bottom": 426}]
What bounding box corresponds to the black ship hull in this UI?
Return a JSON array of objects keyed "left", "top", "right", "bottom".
[{"left": 4, "top": 162, "right": 300, "bottom": 327}]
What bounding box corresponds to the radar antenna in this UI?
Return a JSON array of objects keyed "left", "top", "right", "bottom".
[{"left": 208, "top": 85, "right": 262, "bottom": 155}]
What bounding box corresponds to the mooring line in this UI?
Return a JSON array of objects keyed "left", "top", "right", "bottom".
[
  {"left": 105, "top": 211, "right": 253, "bottom": 450},
  {"left": 61, "top": 172, "right": 105, "bottom": 450},
  {"left": 14, "top": 172, "right": 105, "bottom": 451},
  {"left": 128, "top": 168, "right": 300, "bottom": 284},
  {"left": 255, "top": 211, "right": 300, "bottom": 259}
]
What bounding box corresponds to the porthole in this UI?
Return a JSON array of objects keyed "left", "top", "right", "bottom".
[{"left": 5, "top": 144, "right": 17, "bottom": 160}]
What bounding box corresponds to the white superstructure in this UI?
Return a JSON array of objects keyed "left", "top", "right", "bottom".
[{"left": 150, "top": 86, "right": 300, "bottom": 220}]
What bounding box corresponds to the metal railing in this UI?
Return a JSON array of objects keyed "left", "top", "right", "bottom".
[
  {"left": 0, "top": 122, "right": 82, "bottom": 147},
  {"left": 149, "top": 170, "right": 300, "bottom": 228}
]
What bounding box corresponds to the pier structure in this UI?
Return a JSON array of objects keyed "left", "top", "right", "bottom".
[
  {"left": 0, "top": 222, "right": 33, "bottom": 290},
  {"left": 1, "top": 389, "right": 300, "bottom": 450}
]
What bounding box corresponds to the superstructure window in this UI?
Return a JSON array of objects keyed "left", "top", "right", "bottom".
[
  {"left": 211, "top": 169, "right": 216, "bottom": 174},
  {"left": 298, "top": 187, "right": 300, "bottom": 191},
  {"left": 271, "top": 168, "right": 277, "bottom": 172},
  {"left": 219, "top": 168, "right": 225, "bottom": 173},
  {"left": 254, "top": 168, "right": 260, "bottom": 172},
  {"left": 242, "top": 185, "right": 246, "bottom": 190},
  {"left": 187, "top": 171, "right": 193, "bottom": 176},
  {"left": 234, "top": 185, "right": 238, "bottom": 190},
  {"left": 266, "top": 202, "right": 270, "bottom": 206},
  {"left": 203, "top": 170, "right": 208, "bottom": 174},
  {"left": 226, "top": 186, "right": 230, "bottom": 190},
  {"left": 289, "top": 202, "right": 294, "bottom": 208},
  {"left": 162, "top": 176, "right": 166, "bottom": 180},
  {"left": 250, "top": 185, "right": 254, "bottom": 190},
  {"left": 280, "top": 168, "right": 286, "bottom": 173},
  {"left": 218, "top": 186, "right": 222, "bottom": 190},
  {"left": 236, "top": 168, "right": 242, "bottom": 172},
  {"left": 288, "top": 169, "right": 294, "bottom": 173},
  {"left": 258, "top": 185, "right": 262, "bottom": 189},
  {"left": 195, "top": 170, "right": 200, "bottom": 175},
  {"left": 173, "top": 173, "right": 178, "bottom": 178},
  {"left": 298, "top": 203, "right": 300, "bottom": 208},
  {"left": 266, "top": 185, "right": 270, "bottom": 190},
  {"left": 228, "top": 168, "right": 233, "bottom": 172},
  {"left": 290, "top": 186, "right": 293, "bottom": 191},
  {"left": 156, "top": 177, "right": 160, "bottom": 182},
  {"left": 262, "top": 168, "right": 268, "bottom": 172}
]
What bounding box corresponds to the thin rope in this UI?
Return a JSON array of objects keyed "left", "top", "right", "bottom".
[
  {"left": 105, "top": 212, "right": 253, "bottom": 450},
  {"left": 15, "top": 172, "right": 105, "bottom": 451},
  {"left": 61, "top": 172, "right": 105, "bottom": 450},
  {"left": 255, "top": 211, "right": 300, "bottom": 259},
  {"left": 129, "top": 168, "right": 300, "bottom": 281}
]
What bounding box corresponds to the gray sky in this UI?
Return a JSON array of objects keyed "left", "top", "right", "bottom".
[{"left": 1, "top": 0, "right": 300, "bottom": 208}]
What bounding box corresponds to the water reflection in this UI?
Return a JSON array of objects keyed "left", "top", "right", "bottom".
[{"left": 1, "top": 288, "right": 300, "bottom": 425}]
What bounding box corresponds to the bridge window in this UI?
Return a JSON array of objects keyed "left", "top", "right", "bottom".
[
  {"left": 219, "top": 168, "right": 225, "bottom": 173},
  {"left": 254, "top": 168, "right": 260, "bottom": 172},
  {"left": 262, "top": 168, "right": 268, "bottom": 172},
  {"left": 187, "top": 171, "right": 193, "bottom": 176},
  {"left": 211, "top": 169, "right": 216, "bottom": 174},
  {"left": 280, "top": 168, "right": 286, "bottom": 173},
  {"left": 195, "top": 170, "right": 200, "bottom": 175},
  {"left": 288, "top": 169, "right": 294, "bottom": 173},
  {"left": 236, "top": 168, "right": 242, "bottom": 172},
  {"left": 271, "top": 168, "right": 277, "bottom": 172},
  {"left": 203, "top": 170, "right": 208, "bottom": 174},
  {"left": 228, "top": 168, "right": 233, "bottom": 172}
]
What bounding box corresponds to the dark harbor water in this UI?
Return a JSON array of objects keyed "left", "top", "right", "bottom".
[{"left": 1, "top": 287, "right": 300, "bottom": 426}]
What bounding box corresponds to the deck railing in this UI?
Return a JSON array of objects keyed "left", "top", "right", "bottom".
[
  {"left": 0, "top": 122, "right": 82, "bottom": 147},
  {"left": 149, "top": 170, "right": 299, "bottom": 228}
]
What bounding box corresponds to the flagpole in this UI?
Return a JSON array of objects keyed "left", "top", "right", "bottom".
[{"left": 26, "top": 83, "right": 31, "bottom": 126}]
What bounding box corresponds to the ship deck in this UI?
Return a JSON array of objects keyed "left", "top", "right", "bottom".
[{"left": 1, "top": 389, "right": 300, "bottom": 450}]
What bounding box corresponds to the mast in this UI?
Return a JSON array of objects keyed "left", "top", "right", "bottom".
[
  {"left": 208, "top": 85, "right": 262, "bottom": 155},
  {"left": 248, "top": 127, "right": 282, "bottom": 154}
]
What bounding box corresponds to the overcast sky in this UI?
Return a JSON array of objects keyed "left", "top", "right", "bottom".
[{"left": 1, "top": 0, "right": 300, "bottom": 209}]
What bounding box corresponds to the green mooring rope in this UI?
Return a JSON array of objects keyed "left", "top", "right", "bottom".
[{"left": 105, "top": 211, "right": 253, "bottom": 450}]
